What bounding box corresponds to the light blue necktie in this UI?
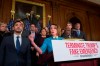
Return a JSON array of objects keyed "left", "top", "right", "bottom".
[{"left": 77, "top": 30, "right": 80, "bottom": 36}]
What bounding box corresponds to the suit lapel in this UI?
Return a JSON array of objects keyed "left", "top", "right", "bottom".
[
  {"left": 11, "top": 35, "right": 17, "bottom": 51},
  {"left": 20, "top": 36, "right": 25, "bottom": 51}
]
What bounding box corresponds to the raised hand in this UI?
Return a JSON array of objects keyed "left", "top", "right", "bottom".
[{"left": 28, "top": 34, "right": 34, "bottom": 42}]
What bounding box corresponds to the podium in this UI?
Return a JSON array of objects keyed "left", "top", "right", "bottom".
[
  {"left": 59, "top": 59, "right": 98, "bottom": 66},
  {"left": 48, "top": 59, "right": 98, "bottom": 66}
]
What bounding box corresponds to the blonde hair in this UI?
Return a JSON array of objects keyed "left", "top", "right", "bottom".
[
  {"left": 0, "top": 22, "right": 7, "bottom": 26},
  {"left": 57, "top": 25, "right": 61, "bottom": 36}
]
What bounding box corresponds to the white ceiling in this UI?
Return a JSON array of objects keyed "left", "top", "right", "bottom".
[{"left": 87, "top": 0, "right": 100, "bottom": 5}]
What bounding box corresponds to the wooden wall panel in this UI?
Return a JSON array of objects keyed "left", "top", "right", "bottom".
[
  {"left": 51, "top": 2, "right": 61, "bottom": 25},
  {"left": 95, "top": 16, "right": 100, "bottom": 40},
  {"left": 0, "top": 0, "right": 100, "bottom": 40},
  {"left": 0, "top": 0, "right": 3, "bottom": 21},
  {"left": 88, "top": 13, "right": 100, "bottom": 40},
  {"left": 59, "top": 5, "right": 66, "bottom": 29},
  {"left": 44, "top": 1, "right": 52, "bottom": 25},
  {"left": 0, "top": 0, "right": 12, "bottom": 23}
]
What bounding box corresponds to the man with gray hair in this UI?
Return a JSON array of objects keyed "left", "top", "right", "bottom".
[{"left": 0, "top": 22, "right": 10, "bottom": 45}]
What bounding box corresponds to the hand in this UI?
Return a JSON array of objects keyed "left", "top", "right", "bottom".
[
  {"left": 28, "top": 34, "right": 34, "bottom": 42},
  {"left": 31, "top": 47, "right": 34, "bottom": 51},
  {"left": 36, "top": 52, "right": 39, "bottom": 57}
]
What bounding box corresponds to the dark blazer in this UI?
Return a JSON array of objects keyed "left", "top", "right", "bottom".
[
  {"left": 0, "top": 35, "right": 31, "bottom": 66},
  {"left": 22, "top": 30, "right": 30, "bottom": 38},
  {"left": 0, "top": 31, "right": 11, "bottom": 45},
  {"left": 30, "top": 32, "right": 40, "bottom": 66},
  {"left": 75, "top": 31, "right": 87, "bottom": 41},
  {"left": 61, "top": 31, "right": 76, "bottom": 39}
]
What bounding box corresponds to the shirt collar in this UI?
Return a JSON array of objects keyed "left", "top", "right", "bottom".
[
  {"left": 31, "top": 31, "right": 35, "bottom": 33},
  {"left": 77, "top": 30, "right": 80, "bottom": 31},
  {"left": 52, "top": 36, "right": 58, "bottom": 39},
  {"left": 14, "top": 33, "right": 21, "bottom": 38}
]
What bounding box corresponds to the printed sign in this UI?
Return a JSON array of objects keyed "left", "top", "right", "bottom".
[{"left": 52, "top": 40, "right": 100, "bottom": 62}]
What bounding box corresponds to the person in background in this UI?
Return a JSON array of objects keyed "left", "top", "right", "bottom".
[
  {"left": 35, "top": 28, "right": 49, "bottom": 66},
  {"left": 62, "top": 22, "right": 76, "bottom": 39},
  {"left": 74, "top": 23, "right": 87, "bottom": 40},
  {"left": 61, "top": 28, "right": 65, "bottom": 36},
  {"left": 29, "top": 24, "right": 63, "bottom": 65},
  {"left": 44, "top": 27, "right": 50, "bottom": 35},
  {"left": 0, "top": 21, "right": 31, "bottom": 66},
  {"left": 0, "top": 22, "right": 11, "bottom": 45},
  {"left": 36, "top": 28, "right": 49, "bottom": 47},
  {"left": 29, "top": 23, "right": 39, "bottom": 66},
  {"left": 30, "top": 23, "right": 39, "bottom": 39},
  {"left": 35, "top": 27, "right": 39, "bottom": 33}
]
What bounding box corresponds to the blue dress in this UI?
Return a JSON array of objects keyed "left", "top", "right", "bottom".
[{"left": 40, "top": 36, "right": 63, "bottom": 54}]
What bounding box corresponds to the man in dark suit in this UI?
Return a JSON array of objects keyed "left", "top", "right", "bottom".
[
  {"left": 0, "top": 21, "right": 31, "bottom": 66},
  {"left": 74, "top": 23, "right": 87, "bottom": 40},
  {"left": 62, "top": 22, "right": 76, "bottom": 38},
  {"left": 0, "top": 22, "right": 11, "bottom": 45},
  {"left": 29, "top": 23, "right": 39, "bottom": 66}
]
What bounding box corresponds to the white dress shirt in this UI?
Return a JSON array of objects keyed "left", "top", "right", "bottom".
[{"left": 14, "top": 34, "right": 22, "bottom": 48}]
